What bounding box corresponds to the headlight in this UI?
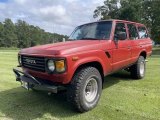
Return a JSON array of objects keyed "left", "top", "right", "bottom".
[
  {"left": 47, "top": 60, "right": 55, "bottom": 72},
  {"left": 18, "top": 55, "right": 22, "bottom": 65}
]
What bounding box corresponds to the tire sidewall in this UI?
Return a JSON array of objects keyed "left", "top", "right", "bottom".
[
  {"left": 79, "top": 68, "right": 102, "bottom": 111},
  {"left": 138, "top": 56, "right": 146, "bottom": 78}
]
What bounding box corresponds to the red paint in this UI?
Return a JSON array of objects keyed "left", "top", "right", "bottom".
[{"left": 19, "top": 20, "right": 152, "bottom": 84}]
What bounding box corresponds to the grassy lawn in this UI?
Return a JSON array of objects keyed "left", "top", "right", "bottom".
[
  {"left": 152, "top": 47, "right": 160, "bottom": 55},
  {"left": 0, "top": 50, "right": 159, "bottom": 120}
]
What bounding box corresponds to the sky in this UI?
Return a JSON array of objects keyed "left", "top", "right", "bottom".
[{"left": 0, "top": 0, "right": 104, "bottom": 35}]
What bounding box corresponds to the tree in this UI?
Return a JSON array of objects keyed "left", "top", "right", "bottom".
[
  {"left": 119, "top": 0, "right": 143, "bottom": 22},
  {"left": 0, "top": 22, "right": 4, "bottom": 47},
  {"left": 93, "top": 0, "right": 160, "bottom": 44},
  {"left": 143, "top": 0, "right": 160, "bottom": 43},
  {"left": 15, "top": 20, "right": 31, "bottom": 48},
  {"left": 94, "top": 0, "right": 120, "bottom": 20},
  {"left": 94, "top": 0, "right": 143, "bottom": 21},
  {"left": 0, "top": 18, "right": 68, "bottom": 48},
  {"left": 2, "top": 18, "right": 17, "bottom": 47}
]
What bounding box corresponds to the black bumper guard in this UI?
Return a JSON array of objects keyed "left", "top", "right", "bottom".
[{"left": 13, "top": 68, "right": 64, "bottom": 93}]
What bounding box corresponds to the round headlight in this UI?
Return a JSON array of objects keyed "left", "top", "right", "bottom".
[
  {"left": 18, "top": 55, "right": 22, "bottom": 65},
  {"left": 47, "top": 60, "right": 55, "bottom": 72}
]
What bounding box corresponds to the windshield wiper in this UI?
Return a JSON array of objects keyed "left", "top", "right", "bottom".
[{"left": 80, "top": 37, "right": 99, "bottom": 40}]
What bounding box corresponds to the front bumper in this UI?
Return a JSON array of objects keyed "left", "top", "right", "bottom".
[{"left": 13, "top": 68, "right": 65, "bottom": 93}]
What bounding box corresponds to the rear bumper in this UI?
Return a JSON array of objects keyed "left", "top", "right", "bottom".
[{"left": 13, "top": 68, "right": 65, "bottom": 93}]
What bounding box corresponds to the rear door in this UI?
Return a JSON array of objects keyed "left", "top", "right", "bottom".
[
  {"left": 130, "top": 25, "right": 151, "bottom": 62},
  {"left": 137, "top": 26, "right": 152, "bottom": 55},
  {"left": 127, "top": 23, "right": 140, "bottom": 63},
  {"left": 112, "top": 22, "right": 132, "bottom": 71}
]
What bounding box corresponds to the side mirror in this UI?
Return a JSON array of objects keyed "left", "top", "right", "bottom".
[{"left": 114, "top": 32, "right": 126, "bottom": 41}]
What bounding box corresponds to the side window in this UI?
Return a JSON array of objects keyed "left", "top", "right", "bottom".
[
  {"left": 138, "top": 26, "right": 148, "bottom": 39},
  {"left": 114, "top": 23, "right": 127, "bottom": 40},
  {"left": 127, "top": 24, "right": 139, "bottom": 40}
]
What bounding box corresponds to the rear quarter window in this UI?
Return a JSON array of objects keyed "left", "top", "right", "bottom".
[{"left": 138, "top": 26, "right": 148, "bottom": 39}]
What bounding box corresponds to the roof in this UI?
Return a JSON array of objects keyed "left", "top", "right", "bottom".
[
  {"left": 80, "top": 19, "right": 145, "bottom": 26},
  {"left": 100, "top": 19, "right": 144, "bottom": 26}
]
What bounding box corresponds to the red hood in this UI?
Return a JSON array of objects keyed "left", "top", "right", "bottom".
[{"left": 20, "top": 40, "right": 104, "bottom": 56}]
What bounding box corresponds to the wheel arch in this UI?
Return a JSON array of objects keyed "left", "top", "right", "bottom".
[
  {"left": 72, "top": 61, "right": 104, "bottom": 84},
  {"left": 139, "top": 51, "right": 147, "bottom": 59}
]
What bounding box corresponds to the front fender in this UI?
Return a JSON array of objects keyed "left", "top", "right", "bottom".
[{"left": 64, "top": 50, "right": 112, "bottom": 84}]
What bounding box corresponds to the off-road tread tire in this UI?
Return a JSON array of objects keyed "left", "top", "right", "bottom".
[
  {"left": 67, "top": 67, "right": 102, "bottom": 112},
  {"left": 130, "top": 56, "right": 146, "bottom": 79}
]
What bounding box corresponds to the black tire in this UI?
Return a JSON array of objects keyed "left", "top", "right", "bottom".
[
  {"left": 31, "top": 87, "right": 38, "bottom": 92},
  {"left": 67, "top": 67, "right": 102, "bottom": 112},
  {"left": 31, "top": 85, "right": 39, "bottom": 92},
  {"left": 30, "top": 84, "right": 39, "bottom": 92},
  {"left": 130, "top": 56, "right": 146, "bottom": 79}
]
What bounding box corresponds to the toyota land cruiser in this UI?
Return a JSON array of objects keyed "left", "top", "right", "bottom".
[{"left": 13, "top": 19, "right": 152, "bottom": 112}]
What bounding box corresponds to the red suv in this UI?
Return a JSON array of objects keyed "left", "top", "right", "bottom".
[{"left": 13, "top": 19, "right": 152, "bottom": 112}]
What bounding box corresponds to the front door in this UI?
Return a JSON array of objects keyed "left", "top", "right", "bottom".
[{"left": 112, "top": 22, "right": 131, "bottom": 71}]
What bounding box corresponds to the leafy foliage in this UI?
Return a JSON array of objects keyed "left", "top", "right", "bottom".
[
  {"left": 94, "top": 0, "right": 160, "bottom": 44},
  {"left": 0, "top": 18, "right": 68, "bottom": 48},
  {"left": 94, "top": 0, "right": 120, "bottom": 20}
]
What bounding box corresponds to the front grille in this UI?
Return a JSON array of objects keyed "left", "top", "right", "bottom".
[{"left": 22, "top": 55, "right": 45, "bottom": 72}]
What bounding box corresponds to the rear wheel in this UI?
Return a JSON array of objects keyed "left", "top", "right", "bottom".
[
  {"left": 130, "top": 56, "right": 146, "bottom": 79},
  {"left": 67, "top": 67, "right": 102, "bottom": 112}
]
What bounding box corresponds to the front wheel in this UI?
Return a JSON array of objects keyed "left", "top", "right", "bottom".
[
  {"left": 67, "top": 67, "right": 102, "bottom": 112},
  {"left": 130, "top": 56, "right": 146, "bottom": 79}
]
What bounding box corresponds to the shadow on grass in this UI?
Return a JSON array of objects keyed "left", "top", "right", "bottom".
[
  {"left": 103, "top": 70, "right": 132, "bottom": 89},
  {"left": 0, "top": 71, "right": 131, "bottom": 120},
  {"left": 0, "top": 88, "right": 77, "bottom": 120}
]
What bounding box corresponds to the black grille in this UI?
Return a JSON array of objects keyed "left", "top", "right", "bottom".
[{"left": 22, "top": 55, "right": 45, "bottom": 72}]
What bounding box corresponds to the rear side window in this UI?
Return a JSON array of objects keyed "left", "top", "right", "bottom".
[
  {"left": 127, "top": 24, "right": 139, "bottom": 40},
  {"left": 138, "top": 26, "right": 148, "bottom": 39}
]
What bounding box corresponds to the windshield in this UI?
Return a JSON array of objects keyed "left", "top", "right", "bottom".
[{"left": 69, "top": 21, "right": 112, "bottom": 40}]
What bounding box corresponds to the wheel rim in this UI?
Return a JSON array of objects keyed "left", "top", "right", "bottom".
[
  {"left": 84, "top": 77, "right": 98, "bottom": 103},
  {"left": 140, "top": 61, "right": 145, "bottom": 76}
]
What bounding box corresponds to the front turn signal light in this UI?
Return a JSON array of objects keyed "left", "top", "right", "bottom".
[{"left": 55, "top": 60, "right": 66, "bottom": 73}]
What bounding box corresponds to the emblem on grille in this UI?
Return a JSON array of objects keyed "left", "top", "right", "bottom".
[{"left": 25, "top": 59, "right": 36, "bottom": 64}]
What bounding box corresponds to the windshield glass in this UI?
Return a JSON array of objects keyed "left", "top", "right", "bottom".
[{"left": 69, "top": 21, "right": 112, "bottom": 40}]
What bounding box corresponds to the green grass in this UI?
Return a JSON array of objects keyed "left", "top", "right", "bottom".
[
  {"left": 0, "top": 50, "right": 160, "bottom": 120},
  {"left": 152, "top": 47, "right": 160, "bottom": 55},
  {"left": 0, "top": 47, "right": 20, "bottom": 50}
]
